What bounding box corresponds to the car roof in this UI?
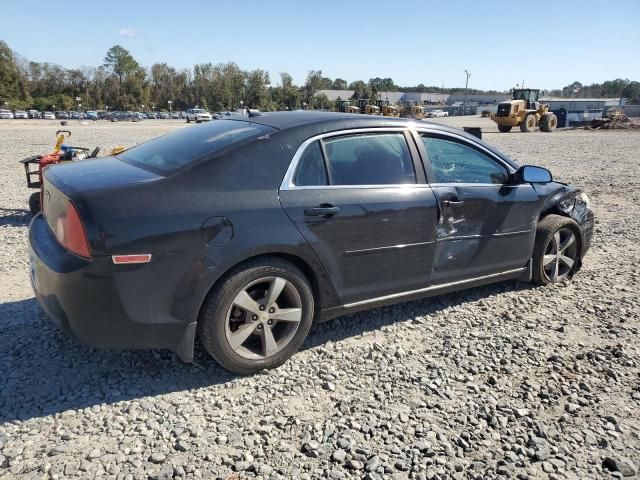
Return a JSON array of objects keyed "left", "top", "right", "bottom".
[
  {"left": 233, "top": 111, "right": 472, "bottom": 139},
  {"left": 223, "top": 111, "right": 518, "bottom": 167}
]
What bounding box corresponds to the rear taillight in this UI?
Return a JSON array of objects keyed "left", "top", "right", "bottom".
[{"left": 54, "top": 201, "right": 91, "bottom": 258}]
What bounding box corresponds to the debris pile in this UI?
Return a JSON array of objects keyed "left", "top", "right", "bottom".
[{"left": 585, "top": 111, "right": 639, "bottom": 130}]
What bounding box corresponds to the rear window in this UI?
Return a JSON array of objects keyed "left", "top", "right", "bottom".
[{"left": 117, "top": 120, "right": 275, "bottom": 173}]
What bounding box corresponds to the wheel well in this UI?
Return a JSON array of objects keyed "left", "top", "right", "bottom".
[{"left": 196, "top": 252, "right": 323, "bottom": 324}]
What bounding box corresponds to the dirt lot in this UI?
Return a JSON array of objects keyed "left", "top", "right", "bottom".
[{"left": 1, "top": 117, "right": 639, "bottom": 480}]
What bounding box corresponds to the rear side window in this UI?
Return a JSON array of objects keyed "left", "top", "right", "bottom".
[
  {"left": 322, "top": 133, "right": 415, "bottom": 185},
  {"left": 294, "top": 141, "right": 328, "bottom": 186},
  {"left": 118, "top": 120, "right": 275, "bottom": 173}
]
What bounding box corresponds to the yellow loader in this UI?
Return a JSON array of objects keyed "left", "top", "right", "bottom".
[
  {"left": 382, "top": 105, "right": 400, "bottom": 117},
  {"left": 491, "top": 89, "right": 558, "bottom": 133}
]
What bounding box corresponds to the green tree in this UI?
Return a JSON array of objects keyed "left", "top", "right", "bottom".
[
  {"left": 349, "top": 80, "right": 374, "bottom": 100},
  {"left": 103, "top": 45, "right": 140, "bottom": 108},
  {"left": 271, "top": 72, "right": 299, "bottom": 110},
  {"left": 245, "top": 68, "right": 270, "bottom": 110},
  {"left": 0, "top": 41, "right": 23, "bottom": 106},
  {"left": 332, "top": 78, "right": 348, "bottom": 90},
  {"left": 303, "top": 70, "right": 325, "bottom": 107}
]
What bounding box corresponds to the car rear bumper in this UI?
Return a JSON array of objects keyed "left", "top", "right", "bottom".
[{"left": 28, "top": 214, "right": 197, "bottom": 361}]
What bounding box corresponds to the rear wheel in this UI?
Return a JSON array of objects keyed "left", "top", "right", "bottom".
[
  {"left": 186, "top": 117, "right": 190, "bottom": 123},
  {"left": 28, "top": 192, "right": 41, "bottom": 216},
  {"left": 532, "top": 215, "right": 581, "bottom": 285},
  {"left": 498, "top": 124, "right": 512, "bottom": 133},
  {"left": 199, "top": 258, "right": 314, "bottom": 374},
  {"left": 520, "top": 114, "right": 536, "bottom": 132},
  {"left": 541, "top": 113, "right": 558, "bottom": 132}
]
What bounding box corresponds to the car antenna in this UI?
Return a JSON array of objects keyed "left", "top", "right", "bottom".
[{"left": 246, "top": 107, "right": 263, "bottom": 118}]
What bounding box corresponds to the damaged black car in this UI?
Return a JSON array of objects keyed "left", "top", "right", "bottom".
[{"left": 28, "top": 112, "right": 594, "bottom": 374}]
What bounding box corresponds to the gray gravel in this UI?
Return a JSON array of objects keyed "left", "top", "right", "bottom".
[{"left": 1, "top": 117, "right": 639, "bottom": 480}]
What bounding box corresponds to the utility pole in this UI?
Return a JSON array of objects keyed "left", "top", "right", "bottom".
[{"left": 463, "top": 70, "right": 471, "bottom": 116}]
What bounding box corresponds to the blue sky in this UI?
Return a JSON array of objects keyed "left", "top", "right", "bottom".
[{"left": 3, "top": 0, "right": 639, "bottom": 90}]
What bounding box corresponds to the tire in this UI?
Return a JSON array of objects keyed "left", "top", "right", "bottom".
[
  {"left": 498, "top": 124, "right": 512, "bottom": 133},
  {"left": 541, "top": 113, "right": 558, "bottom": 132},
  {"left": 199, "top": 258, "right": 315, "bottom": 374},
  {"left": 186, "top": 117, "right": 190, "bottom": 123},
  {"left": 520, "top": 114, "right": 536, "bottom": 132},
  {"left": 532, "top": 214, "right": 581, "bottom": 286},
  {"left": 28, "top": 192, "right": 41, "bottom": 216}
]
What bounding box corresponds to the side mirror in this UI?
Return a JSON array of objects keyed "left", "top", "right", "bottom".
[{"left": 515, "top": 165, "right": 552, "bottom": 184}]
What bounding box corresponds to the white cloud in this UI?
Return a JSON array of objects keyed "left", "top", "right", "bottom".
[{"left": 117, "top": 28, "right": 136, "bottom": 38}]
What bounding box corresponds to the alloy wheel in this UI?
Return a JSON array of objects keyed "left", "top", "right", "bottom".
[
  {"left": 543, "top": 228, "right": 578, "bottom": 282},
  {"left": 224, "top": 276, "right": 303, "bottom": 360}
]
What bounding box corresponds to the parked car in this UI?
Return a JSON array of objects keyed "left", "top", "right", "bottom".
[
  {"left": 108, "top": 111, "right": 134, "bottom": 122},
  {"left": 55, "top": 111, "right": 69, "bottom": 119},
  {"left": 28, "top": 109, "right": 41, "bottom": 119},
  {"left": 429, "top": 109, "right": 448, "bottom": 118},
  {"left": 171, "top": 112, "right": 180, "bottom": 119},
  {"left": 185, "top": 108, "right": 212, "bottom": 123},
  {"left": 69, "top": 111, "right": 81, "bottom": 120},
  {"left": 85, "top": 111, "right": 98, "bottom": 121},
  {"left": 159, "top": 111, "right": 170, "bottom": 119},
  {"left": 28, "top": 112, "right": 594, "bottom": 374},
  {"left": 14, "top": 110, "right": 28, "bottom": 119},
  {"left": 147, "top": 112, "right": 157, "bottom": 119},
  {"left": 43, "top": 111, "right": 55, "bottom": 120},
  {"left": 0, "top": 109, "right": 14, "bottom": 119}
]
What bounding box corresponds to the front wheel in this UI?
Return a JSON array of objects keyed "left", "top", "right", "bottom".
[
  {"left": 498, "top": 124, "right": 512, "bottom": 133},
  {"left": 520, "top": 114, "right": 536, "bottom": 132},
  {"left": 532, "top": 215, "right": 581, "bottom": 285},
  {"left": 541, "top": 113, "right": 558, "bottom": 132},
  {"left": 199, "top": 258, "right": 314, "bottom": 374}
]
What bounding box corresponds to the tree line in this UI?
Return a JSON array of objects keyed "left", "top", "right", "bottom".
[{"left": 1, "top": 41, "right": 638, "bottom": 113}]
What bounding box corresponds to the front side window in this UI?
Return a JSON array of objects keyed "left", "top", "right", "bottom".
[
  {"left": 421, "top": 136, "right": 508, "bottom": 184},
  {"left": 118, "top": 120, "right": 275, "bottom": 173}
]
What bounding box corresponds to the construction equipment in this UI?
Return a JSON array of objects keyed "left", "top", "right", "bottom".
[
  {"left": 364, "top": 104, "right": 381, "bottom": 115},
  {"left": 491, "top": 88, "right": 557, "bottom": 133},
  {"left": 382, "top": 105, "right": 400, "bottom": 117},
  {"left": 356, "top": 99, "right": 381, "bottom": 116},
  {"left": 19, "top": 130, "right": 114, "bottom": 215},
  {"left": 403, "top": 105, "right": 425, "bottom": 120},
  {"left": 336, "top": 99, "right": 361, "bottom": 114}
]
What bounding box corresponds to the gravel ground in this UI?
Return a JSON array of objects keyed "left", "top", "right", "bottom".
[{"left": 1, "top": 117, "right": 639, "bottom": 480}]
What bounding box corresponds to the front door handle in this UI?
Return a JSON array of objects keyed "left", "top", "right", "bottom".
[
  {"left": 304, "top": 205, "right": 340, "bottom": 217},
  {"left": 442, "top": 200, "right": 464, "bottom": 206}
]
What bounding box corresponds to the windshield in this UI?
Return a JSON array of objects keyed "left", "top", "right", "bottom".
[{"left": 117, "top": 120, "right": 276, "bottom": 173}]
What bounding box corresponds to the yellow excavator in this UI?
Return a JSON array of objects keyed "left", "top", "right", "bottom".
[{"left": 491, "top": 88, "right": 557, "bottom": 133}]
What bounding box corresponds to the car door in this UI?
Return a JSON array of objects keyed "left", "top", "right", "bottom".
[
  {"left": 415, "top": 130, "right": 540, "bottom": 284},
  {"left": 279, "top": 129, "right": 439, "bottom": 305}
]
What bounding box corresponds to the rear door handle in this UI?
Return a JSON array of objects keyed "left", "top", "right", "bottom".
[
  {"left": 304, "top": 206, "right": 340, "bottom": 217},
  {"left": 443, "top": 200, "right": 464, "bottom": 206}
]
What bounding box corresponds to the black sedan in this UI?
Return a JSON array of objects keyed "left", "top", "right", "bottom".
[{"left": 29, "top": 112, "right": 594, "bottom": 374}]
